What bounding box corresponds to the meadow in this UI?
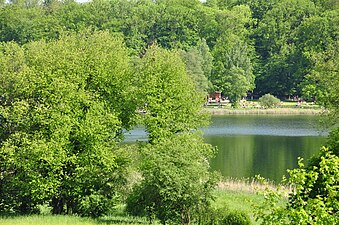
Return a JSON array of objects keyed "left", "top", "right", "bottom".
[{"left": 0, "top": 179, "right": 288, "bottom": 225}]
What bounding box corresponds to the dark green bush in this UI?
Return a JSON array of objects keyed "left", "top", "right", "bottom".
[
  {"left": 195, "top": 206, "right": 228, "bottom": 225},
  {"left": 221, "top": 211, "right": 251, "bottom": 225},
  {"left": 196, "top": 207, "right": 251, "bottom": 225}
]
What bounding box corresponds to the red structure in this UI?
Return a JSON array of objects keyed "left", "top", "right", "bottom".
[{"left": 208, "top": 91, "right": 221, "bottom": 103}]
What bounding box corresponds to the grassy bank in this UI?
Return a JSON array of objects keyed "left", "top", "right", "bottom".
[
  {"left": 0, "top": 214, "right": 151, "bottom": 225},
  {"left": 214, "top": 178, "right": 289, "bottom": 225},
  {"left": 0, "top": 178, "right": 288, "bottom": 225},
  {"left": 0, "top": 194, "right": 272, "bottom": 225},
  {"left": 204, "top": 100, "right": 322, "bottom": 115},
  {"left": 204, "top": 107, "right": 322, "bottom": 115}
]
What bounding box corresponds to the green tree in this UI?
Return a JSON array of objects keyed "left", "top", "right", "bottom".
[
  {"left": 198, "top": 38, "right": 214, "bottom": 84},
  {"left": 126, "top": 44, "right": 217, "bottom": 224},
  {"left": 0, "top": 4, "right": 61, "bottom": 44},
  {"left": 212, "top": 32, "right": 255, "bottom": 105},
  {"left": 126, "top": 133, "right": 217, "bottom": 225},
  {"left": 149, "top": 0, "right": 202, "bottom": 50},
  {"left": 51, "top": 1, "right": 92, "bottom": 33},
  {"left": 0, "top": 31, "right": 134, "bottom": 216},
  {"left": 241, "top": 0, "right": 276, "bottom": 20},
  {"left": 299, "top": 10, "right": 339, "bottom": 118},
  {"left": 134, "top": 45, "right": 208, "bottom": 142},
  {"left": 180, "top": 47, "right": 210, "bottom": 93},
  {"left": 253, "top": 0, "right": 318, "bottom": 97}
]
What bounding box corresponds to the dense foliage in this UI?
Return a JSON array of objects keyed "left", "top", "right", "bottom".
[
  {"left": 126, "top": 133, "right": 217, "bottom": 225},
  {"left": 0, "top": 0, "right": 338, "bottom": 223},
  {"left": 0, "top": 31, "right": 134, "bottom": 216},
  {"left": 254, "top": 147, "right": 339, "bottom": 225},
  {"left": 0, "top": 0, "right": 336, "bottom": 101},
  {"left": 0, "top": 28, "right": 216, "bottom": 222}
]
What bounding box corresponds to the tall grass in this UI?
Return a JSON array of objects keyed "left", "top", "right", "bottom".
[
  {"left": 217, "top": 177, "right": 292, "bottom": 195},
  {"left": 0, "top": 215, "right": 152, "bottom": 225},
  {"left": 0, "top": 215, "right": 97, "bottom": 225},
  {"left": 213, "top": 177, "right": 290, "bottom": 225}
]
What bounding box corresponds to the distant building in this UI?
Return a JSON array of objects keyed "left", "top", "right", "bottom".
[{"left": 208, "top": 91, "right": 221, "bottom": 103}]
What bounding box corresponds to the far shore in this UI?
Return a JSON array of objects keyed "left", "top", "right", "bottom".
[{"left": 203, "top": 107, "right": 323, "bottom": 115}]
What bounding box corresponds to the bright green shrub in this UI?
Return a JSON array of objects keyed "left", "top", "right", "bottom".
[
  {"left": 126, "top": 133, "right": 217, "bottom": 225},
  {"left": 254, "top": 147, "right": 339, "bottom": 225},
  {"left": 258, "top": 94, "right": 280, "bottom": 108},
  {"left": 287, "top": 148, "right": 339, "bottom": 224}
]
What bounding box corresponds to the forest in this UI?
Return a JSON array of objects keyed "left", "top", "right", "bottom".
[{"left": 0, "top": 0, "right": 338, "bottom": 224}]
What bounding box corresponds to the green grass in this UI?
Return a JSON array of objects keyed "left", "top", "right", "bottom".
[
  {"left": 212, "top": 178, "right": 289, "bottom": 225},
  {"left": 204, "top": 107, "right": 321, "bottom": 115},
  {"left": 205, "top": 100, "right": 321, "bottom": 114},
  {"left": 212, "top": 189, "right": 263, "bottom": 225},
  {"left": 0, "top": 215, "right": 98, "bottom": 225},
  {"left": 0, "top": 215, "right": 152, "bottom": 225},
  {"left": 0, "top": 192, "right": 270, "bottom": 225},
  {"left": 0, "top": 179, "right": 288, "bottom": 225}
]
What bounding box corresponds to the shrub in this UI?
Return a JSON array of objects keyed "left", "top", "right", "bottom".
[
  {"left": 221, "top": 211, "right": 251, "bottom": 225},
  {"left": 254, "top": 147, "right": 339, "bottom": 225},
  {"left": 126, "top": 133, "right": 217, "bottom": 225},
  {"left": 195, "top": 206, "right": 228, "bottom": 225},
  {"left": 195, "top": 206, "right": 251, "bottom": 225},
  {"left": 259, "top": 94, "right": 280, "bottom": 108}
]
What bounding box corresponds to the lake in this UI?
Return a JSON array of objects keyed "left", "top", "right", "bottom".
[
  {"left": 124, "top": 114, "right": 327, "bottom": 182},
  {"left": 204, "top": 115, "right": 327, "bottom": 182}
]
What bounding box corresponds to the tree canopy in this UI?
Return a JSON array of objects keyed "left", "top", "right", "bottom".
[
  {"left": 0, "top": 0, "right": 338, "bottom": 222},
  {"left": 0, "top": 0, "right": 337, "bottom": 102}
]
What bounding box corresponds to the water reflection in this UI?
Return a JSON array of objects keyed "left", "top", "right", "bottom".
[
  {"left": 203, "top": 115, "right": 326, "bottom": 136},
  {"left": 123, "top": 115, "right": 327, "bottom": 182},
  {"left": 206, "top": 135, "right": 325, "bottom": 182},
  {"left": 205, "top": 115, "right": 327, "bottom": 182}
]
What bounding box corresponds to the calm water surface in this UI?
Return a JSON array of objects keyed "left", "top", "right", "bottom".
[
  {"left": 204, "top": 115, "right": 327, "bottom": 182},
  {"left": 125, "top": 115, "right": 327, "bottom": 182}
]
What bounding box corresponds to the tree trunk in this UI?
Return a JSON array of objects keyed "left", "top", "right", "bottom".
[
  {"left": 181, "top": 208, "right": 190, "bottom": 225},
  {"left": 51, "top": 196, "right": 65, "bottom": 214}
]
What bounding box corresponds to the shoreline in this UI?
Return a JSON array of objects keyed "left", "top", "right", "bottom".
[{"left": 203, "top": 107, "right": 323, "bottom": 115}]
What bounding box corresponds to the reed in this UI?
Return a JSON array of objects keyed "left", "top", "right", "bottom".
[{"left": 216, "top": 177, "right": 293, "bottom": 196}]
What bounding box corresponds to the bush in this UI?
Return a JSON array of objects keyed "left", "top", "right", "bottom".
[
  {"left": 195, "top": 206, "right": 227, "bottom": 225},
  {"left": 126, "top": 133, "right": 217, "bottom": 225},
  {"left": 221, "top": 211, "right": 251, "bottom": 225},
  {"left": 259, "top": 94, "right": 280, "bottom": 108},
  {"left": 254, "top": 147, "right": 339, "bottom": 225},
  {"left": 195, "top": 206, "right": 251, "bottom": 225}
]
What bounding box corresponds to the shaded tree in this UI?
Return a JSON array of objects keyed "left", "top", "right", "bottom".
[{"left": 253, "top": 0, "right": 319, "bottom": 97}]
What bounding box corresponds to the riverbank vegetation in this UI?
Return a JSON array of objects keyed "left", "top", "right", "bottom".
[
  {"left": 204, "top": 99, "right": 322, "bottom": 114},
  {"left": 0, "top": 0, "right": 338, "bottom": 224}
]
